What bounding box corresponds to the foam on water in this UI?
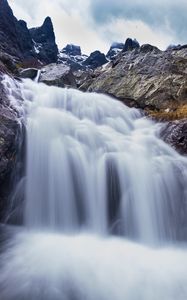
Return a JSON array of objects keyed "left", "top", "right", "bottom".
[
  {"left": 0, "top": 232, "right": 187, "bottom": 300},
  {"left": 1, "top": 76, "right": 187, "bottom": 300},
  {"left": 19, "top": 78, "right": 187, "bottom": 243}
]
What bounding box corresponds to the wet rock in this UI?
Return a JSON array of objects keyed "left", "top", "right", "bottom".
[
  {"left": 19, "top": 68, "right": 39, "bottom": 80},
  {"left": 161, "top": 119, "right": 187, "bottom": 155},
  {"left": 39, "top": 64, "right": 77, "bottom": 88},
  {"left": 0, "top": 76, "right": 22, "bottom": 220}
]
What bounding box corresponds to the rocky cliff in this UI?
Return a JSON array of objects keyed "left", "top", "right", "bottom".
[{"left": 0, "top": 0, "right": 58, "bottom": 65}]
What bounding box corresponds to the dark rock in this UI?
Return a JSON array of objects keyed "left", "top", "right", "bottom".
[
  {"left": 0, "top": 0, "right": 37, "bottom": 61},
  {"left": 167, "top": 44, "right": 187, "bottom": 51},
  {"left": 0, "top": 51, "right": 19, "bottom": 74},
  {"left": 57, "top": 44, "right": 89, "bottom": 71},
  {"left": 106, "top": 42, "right": 124, "bottom": 60},
  {"left": 0, "top": 75, "right": 22, "bottom": 221},
  {"left": 0, "top": 1, "right": 58, "bottom": 65},
  {"left": 122, "top": 38, "right": 140, "bottom": 52},
  {"left": 83, "top": 50, "right": 108, "bottom": 69},
  {"left": 161, "top": 119, "right": 187, "bottom": 155},
  {"left": 39, "top": 64, "right": 76, "bottom": 88},
  {"left": 29, "top": 17, "right": 58, "bottom": 64},
  {"left": 19, "top": 68, "right": 39, "bottom": 80},
  {"left": 140, "top": 44, "right": 160, "bottom": 53},
  {"left": 62, "top": 44, "right": 81, "bottom": 56}
]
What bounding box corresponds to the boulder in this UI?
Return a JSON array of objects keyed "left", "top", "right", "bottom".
[{"left": 39, "top": 64, "right": 77, "bottom": 88}]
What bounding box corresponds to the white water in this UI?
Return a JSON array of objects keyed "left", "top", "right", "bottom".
[
  {"left": 21, "top": 79, "right": 187, "bottom": 243},
  {"left": 0, "top": 231, "right": 187, "bottom": 300},
  {"left": 1, "top": 76, "right": 187, "bottom": 299}
]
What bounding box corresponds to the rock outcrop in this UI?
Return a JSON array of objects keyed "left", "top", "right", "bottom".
[
  {"left": 122, "top": 38, "right": 140, "bottom": 52},
  {"left": 58, "top": 44, "right": 88, "bottom": 71},
  {"left": 106, "top": 42, "right": 124, "bottom": 60},
  {"left": 62, "top": 44, "right": 81, "bottom": 56},
  {"left": 83, "top": 51, "right": 108, "bottom": 69},
  {"left": 0, "top": 0, "right": 33, "bottom": 60},
  {"left": 29, "top": 17, "right": 58, "bottom": 64},
  {"left": 85, "top": 45, "right": 187, "bottom": 110},
  {"left": 0, "top": 0, "right": 58, "bottom": 65}
]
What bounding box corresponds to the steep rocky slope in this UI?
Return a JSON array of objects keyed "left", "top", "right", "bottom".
[
  {"left": 0, "top": 0, "right": 58, "bottom": 65},
  {"left": 85, "top": 45, "right": 187, "bottom": 111}
]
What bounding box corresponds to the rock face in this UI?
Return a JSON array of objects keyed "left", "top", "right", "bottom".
[
  {"left": 161, "top": 119, "right": 187, "bottom": 155},
  {"left": 123, "top": 38, "right": 140, "bottom": 52},
  {"left": 58, "top": 44, "right": 88, "bottom": 71},
  {"left": 86, "top": 45, "right": 187, "bottom": 110},
  {"left": 83, "top": 51, "right": 108, "bottom": 69},
  {"left": 106, "top": 42, "right": 124, "bottom": 60},
  {"left": 0, "top": 0, "right": 33, "bottom": 59},
  {"left": 0, "top": 75, "right": 23, "bottom": 220},
  {"left": 0, "top": 0, "right": 58, "bottom": 64},
  {"left": 62, "top": 44, "right": 81, "bottom": 56},
  {"left": 29, "top": 17, "right": 58, "bottom": 64},
  {"left": 39, "top": 64, "right": 77, "bottom": 88}
]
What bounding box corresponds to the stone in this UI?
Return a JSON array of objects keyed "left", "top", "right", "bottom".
[
  {"left": 0, "top": 75, "right": 22, "bottom": 221},
  {"left": 0, "top": 0, "right": 58, "bottom": 65},
  {"left": 122, "top": 38, "right": 140, "bottom": 52},
  {"left": 83, "top": 51, "right": 108, "bottom": 69},
  {"left": 62, "top": 44, "right": 81, "bottom": 56},
  {"left": 161, "top": 119, "right": 187, "bottom": 155},
  {"left": 39, "top": 64, "right": 77, "bottom": 88},
  {"left": 19, "top": 68, "right": 39, "bottom": 80},
  {"left": 106, "top": 42, "right": 124, "bottom": 60},
  {"left": 29, "top": 17, "right": 58, "bottom": 64}
]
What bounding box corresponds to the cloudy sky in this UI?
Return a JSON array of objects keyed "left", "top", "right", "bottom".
[{"left": 9, "top": 0, "right": 187, "bottom": 55}]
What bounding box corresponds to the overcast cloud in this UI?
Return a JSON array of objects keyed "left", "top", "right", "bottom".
[{"left": 9, "top": 0, "right": 187, "bottom": 55}]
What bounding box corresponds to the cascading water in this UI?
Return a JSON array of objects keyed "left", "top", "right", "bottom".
[
  {"left": 23, "top": 79, "right": 187, "bottom": 243},
  {"left": 0, "top": 76, "right": 187, "bottom": 300}
]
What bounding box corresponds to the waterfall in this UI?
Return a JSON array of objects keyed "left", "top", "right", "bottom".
[
  {"left": 1, "top": 76, "right": 187, "bottom": 300},
  {"left": 20, "top": 79, "right": 187, "bottom": 243}
]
